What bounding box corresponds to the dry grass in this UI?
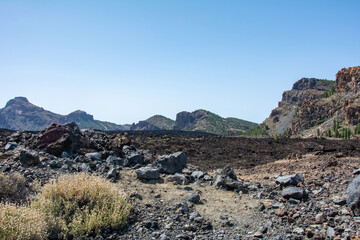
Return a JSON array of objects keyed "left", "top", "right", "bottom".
[
  {"left": 32, "top": 173, "right": 131, "bottom": 239},
  {"left": 0, "top": 202, "right": 48, "bottom": 240},
  {"left": 0, "top": 173, "right": 34, "bottom": 203}
]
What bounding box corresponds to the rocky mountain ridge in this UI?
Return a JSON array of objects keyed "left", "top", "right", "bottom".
[
  {"left": 131, "top": 110, "right": 258, "bottom": 136},
  {"left": 263, "top": 66, "right": 360, "bottom": 138},
  {"left": 0, "top": 97, "right": 128, "bottom": 131}
]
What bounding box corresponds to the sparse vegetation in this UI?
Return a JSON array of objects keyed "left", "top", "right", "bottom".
[
  {"left": 242, "top": 124, "right": 269, "bottom": 136},
  {"left": 0, "top": 173, "right": 36, "bottom": 204},
  {"left": 0, "top": 202, "right": 48, "bottom": 240},
  {"left": 323, "top": 85, "right": 335, "bottom": 98},
  {"left": 32, "top": 173, "right": 131, "bottom": 239}
]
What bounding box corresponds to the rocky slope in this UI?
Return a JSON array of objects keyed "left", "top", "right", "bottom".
[
  {"left": 0, "top": 97, "right": 129, "bottom": 131},
  {"left": 130, "top": 115, "right": 175, "bottom": 131},
  {"left": 264, "top": 66, "right": 360, "bottom": 137}
]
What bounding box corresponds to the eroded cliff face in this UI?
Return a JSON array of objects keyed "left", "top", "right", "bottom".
[
  {"left": 264, "top": 66, "right": 360, "bottom": 137},
  {"left": 263, "top": 78, "right": 334, "bottom": 135},
  {"left": 336, "top": 66, "right": 360, "bottom": 93}
]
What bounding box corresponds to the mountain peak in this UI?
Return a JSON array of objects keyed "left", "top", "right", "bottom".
[{"left": 5, "top": 97, "right": 30, "bottom": 107}]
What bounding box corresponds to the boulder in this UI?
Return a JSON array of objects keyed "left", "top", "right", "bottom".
[
  {"left": 167, "top": 173, "right": 189, "bottom": 185},
  {"left": 4, "top": 142, "right": 17, "bottom": 151},
  {"left": 19, "top": 150, "right": 40, "bottom": 167},
  {"left": 106, "top": 155, "right": 124, "bottom": 166},
  {"left": 281, "top": 186, "right": 305, "bottom": 200},
  {"left": 188, "top": 193, "right": 200, "bottom": 204},
  {"left": 135, "top": 166, "right": 160, "bottom": 180},
  {"left": 106, "top": 168, "right": 118, "bottom": 180},
  {"left": 212, "top": 165, "right": 247, "bottom": 192},
  {"left": 191, "top": 170, "right": 205, "bottom": 179},
  {"left": 85, "top": 152, "right": 102, "bottom": 161},
  {"left": 275, "top": 173, "right": 304, "bottom": 187},
  {"left": 347, "top": 175, "right": 360, "bottom": 214},
  {"left": 154, "top": 152, "right": 187, "bottom": 174},
  {"left": 125, "top": 153, "right": 145, "bottom": 167},
  {"left": 32, "top": 122, "right": 91, "bottom": 156}
]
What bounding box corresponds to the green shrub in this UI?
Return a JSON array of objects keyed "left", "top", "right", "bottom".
[
  {"left": 32, "top": 173, "right": 131, "bottom": 239},
  {"left": 0, "top": 202, "right": 48, "bottom": 240}
]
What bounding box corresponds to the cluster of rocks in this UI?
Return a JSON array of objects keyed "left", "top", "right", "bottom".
[{"left": 1, "top": 122, "right": 360, "bottom": 239}]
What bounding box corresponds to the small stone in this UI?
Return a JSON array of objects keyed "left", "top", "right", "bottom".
[
  {"left": 106, "top": 168, "right": 118, "bottom": 180},
  {"left": 315, "top": 213, "right": 326, "bottom": 224},
  {"left": 188, "top": 193, "right": 200, "bottom": 204},
  {"left": 4, "top": 142, "right": 17, "bottom": 151},
  {"left": 281, "top": 186, "right": 305, "bottom": 200},
  {"left": 293, "top": 227, "right": 305, "bottom": 235},
  {"left": 259, "top": 226, "right": 268, "bottom": 234},
  {"left": 275, "top": 209, "right": 287, "bottom": 217},
  {"left": 326, "top": 227, "right": 335, "bottom": 237},
  {"left": 253, "top": 231, "right": 263, "bottom": 238}
]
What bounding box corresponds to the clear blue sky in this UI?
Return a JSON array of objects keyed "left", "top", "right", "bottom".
[{"left": 1, "top": 1, "right": 359, "bottom": 124}]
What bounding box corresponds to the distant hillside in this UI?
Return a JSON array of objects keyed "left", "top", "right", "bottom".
[
  {"left": 0, "top": 97, "right": 128, "bottom": 131},
  {"left": 174, "top": 110, "right": 257, "bottom": 136},
  {"left": 131, "top": 110, "right": 257, "bottom": 136},
  {"left": 130, "top": 115, "right": 175, "bottom": 130}
]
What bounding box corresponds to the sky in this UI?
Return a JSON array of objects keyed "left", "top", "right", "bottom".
[{"left": 0, "top": 1, "right": 359, "bottom": 124}]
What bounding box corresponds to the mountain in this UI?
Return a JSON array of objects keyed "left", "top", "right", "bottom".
[
  {"left": 0, "top": 97, "right": 128, "bottom": 131},
  {"left": 130, "top": 115, "right": 175, "bottom": 130},
  {"left": 263, "top": 66, "right": 360, "bottom": 138},
  {"left": 131, "top": 110, "right": 258, "bottom": 136}
]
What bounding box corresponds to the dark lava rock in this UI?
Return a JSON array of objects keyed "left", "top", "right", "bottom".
[
  {"left": 106, "top": 168, "right": 118, "bottom": 180},
  {"left": 166, "top": 173, "right": 189, "bottom": 185},
  {"left": 32, "top": 122, "right": 91, "bottom": 156},
  {"left": 19, "top": 150, "right": 40, "bottom": 167},
  {"left": 85, "top": 152, "right": 102, "bottom": 161},
  {"left": 4, "top": 142, "right": 17, "bottom": 151},
  {"left": 347, "top": 175, "right": 360, "bottom": 214},
  {"left": 188, "top": 193, "right": 200, "bottom": 204},
  {"left": 125, "top": 153, "right": 145, "bottom": 167},
  {"left": 275, "top": 173, "right": 304, "bottom": 187},
  {"left": 135, "top": 166, "right": 160, "bottom": 180},
  {"left": 154, "top": 152, "right": 187, "bottom": 174},
  {"left": 281, "top": 186, "right": 305, "bottom": 200}
]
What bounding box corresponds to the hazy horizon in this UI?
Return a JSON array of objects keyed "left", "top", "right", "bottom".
[{"left": 1, "top": 1, "right": 359, "bottom": 124}]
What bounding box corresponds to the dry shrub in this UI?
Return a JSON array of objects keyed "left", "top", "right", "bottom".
[
  {"left": 32, "top": 173, "right": 131, "bottom": 239},
  {"left": 0, "top": 173, "right": 29, "bottom": 203},
  {"left": 0, "top": 202, "right": 48, "bottom": 240}
]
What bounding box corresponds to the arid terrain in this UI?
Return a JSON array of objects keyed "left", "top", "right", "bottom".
[{"left": 1, "top": 126, "right": 360, "bottom": 239}]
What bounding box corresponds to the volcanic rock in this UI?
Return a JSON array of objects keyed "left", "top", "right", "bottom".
[
  {"left": 275, "top": 173, "right": 304, "bottom": 187},
  {"left": 19, "top": 150, "right": 40, "bottom": 167},
  {"left": 135, "top": 166, "right": 160, "bottom": 180},
  {"left": 154, "top": 152, "right": 187, "bottom": 174},
  {"left": 281, "top": 186, "right": 305, "bottom": 200},
  {"left": 347, "top": 175, "right": 360, "bottom": 214}
]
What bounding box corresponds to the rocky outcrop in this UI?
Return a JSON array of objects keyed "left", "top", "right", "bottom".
[
  {"left": 0, "top": 97, "right": 128, "bottom": 131},
  {"left": 264, "top": 66, "right": 360, "bottom": 136},
  {"left": 263, "top": 78, "right": 334, "bottom": 135},
  {"left": 131, "top": 115, "right": 175, "bottom": 131},
  {"left": 336, "top": 66, "right": 360, "bottom": 93}
]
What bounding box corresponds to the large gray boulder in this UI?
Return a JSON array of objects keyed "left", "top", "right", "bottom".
[
  {"left": 347, "top": 175, "right": 360, "bottom": 214},
  {"left": 281, "top": 186, "right": 305, "bottom": 200},
  {"left": 154, "top": 152, "right": 187, "bottom": 174},
  {"left": 135, "top": 166, "right": 160, "bottom": 180},
  {"left": 275, "top": 173, "right": 304, "bottom": 187}
]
